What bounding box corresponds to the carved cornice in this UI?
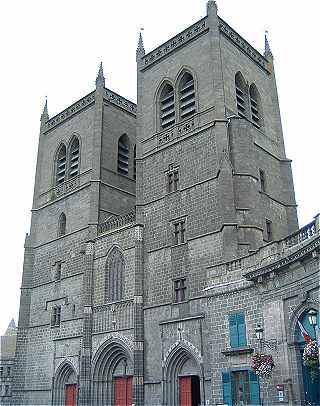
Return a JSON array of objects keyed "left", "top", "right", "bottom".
[
  {"left": 244, "top": 236, "right": 320, "bottom": 281},
  {"left": 44, "top": 92, "right": 95, "bottom": 132},
  {"left": 104, "top": 89, "right": 136, "bottom": 116},
  {"left": 218, "top": 17, "right": 269, "bottom": 72},
  {"left": 142, "top": 17, "right": 208, "bottom": 70},
  {"left": 43, "top": 88, "right": 136, "bottom": 133}
]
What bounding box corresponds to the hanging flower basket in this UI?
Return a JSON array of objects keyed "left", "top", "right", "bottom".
[
  {"left": 303, "top": 340, "right": 319, "bottom": 382},
  {"left": 251, "top": 353, "right": 275, "bottom": 378}
]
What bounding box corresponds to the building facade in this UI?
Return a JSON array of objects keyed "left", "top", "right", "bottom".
[
  {"left": 13, "top": 2, "right": 319, "bottom": 405},
  {"left": 0, "top": 320, "right": 17, "bottom": 405}
]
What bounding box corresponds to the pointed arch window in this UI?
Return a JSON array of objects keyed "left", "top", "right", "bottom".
[
  {"left": 118, "top": 134, "right": 129, "bottom": 176},
  {"left": 179, "top": 72, "right": 196, "bottom": 119},
  {"left": 160, "top": 83, "right": 175, "bottom": 129},
  {"left": 106, "top": 247, "right": 125, "bottom": 302},
  {"left": 235, "top": 72, "right": 247, "bottom": 118},
  {"left": 56, "top": 145, "right": 67, "bottom": 185},
  {"left": 69, "top": 137, "right": 80, "bottom": 178},
  {"left": 249, "top": 84, "right": 263, "bottom": 128},
  {"left": 58, "top": 213, "right": 66, "bottom": 237}
]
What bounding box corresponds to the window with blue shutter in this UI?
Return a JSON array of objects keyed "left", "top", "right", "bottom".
[
  {"left": 222, "top": 372, "right": 232, "bottom": 406},
  {"left": 248, "top": 371, "right": 261, "bottom": 405},
  {"left": 229, "top": 312, "right": 247, "bottom": 348}
]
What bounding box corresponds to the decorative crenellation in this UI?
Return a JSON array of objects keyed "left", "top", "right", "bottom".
[
  {"left": 45, "top": 92, "right": 95, "bottom": 132},
  {"left": 98, "top": 208, "right": 136, "bottom": 235},
  {"left": 142, "top": 17, "right": 208, "bottom": 69},
  {"left": 218, "top": 17, "right": 269, "bottom": 72},
  {"left": 104, "top": 89, "right": 137, "bottom": 115},
  {"left": 158, "top": 117, "right": 195, "bottom": 147}
]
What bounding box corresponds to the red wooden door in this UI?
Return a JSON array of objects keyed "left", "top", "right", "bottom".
[
  {"left": 115, "top": 377, "right": 133, "bottom": 406},
  {"left": 179, "top": 376, "right": 192, "bottom": 406},
  {"left": 126, "top": 376, "right": 133, "bottom": 406},
  {"left": 65, "top": 384, "right": 77, "bottom": 406}
]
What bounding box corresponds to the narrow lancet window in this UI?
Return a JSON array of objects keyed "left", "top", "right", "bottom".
[
  {"left": 69, "top": 137, "right": 80, "bottom": 178},
  {"left": 56, "top": 145, "right": 67, "bottom": 184},
  {"left": 179, "top": 72, "right": 196, "bottom": 119},
  {"left": 235, "top": 72, "right": 247, "bottom": 118},
  {"left": 249, "top": 84, "right": 263, "bottom": 127},
  {"left": 117, "top": 135, "right": 129, "bottom": 175},
  {"left": 160, "top": 83, "right": 175, "bottom": 129},
  {"left": 58, "top": 213, "right": 66, "bottom": 237}
]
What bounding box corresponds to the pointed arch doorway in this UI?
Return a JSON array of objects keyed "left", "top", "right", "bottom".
[
  {"left": 295, "top": 309, "right": 319, "bottom": 406},
  {"left": 164, "top": 345, "right": 203, "bottom": 406}
]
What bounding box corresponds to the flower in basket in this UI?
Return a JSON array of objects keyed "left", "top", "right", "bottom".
[
  {"left": 252, "top": 353, "right": 275, "bottom": 378},
  {"left": 303, "top": 340, "right": 319, "bottom": 369}
]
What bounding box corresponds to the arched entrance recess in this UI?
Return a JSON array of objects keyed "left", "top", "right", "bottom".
[
  {"left": 163, "top": 343, "right": 203, "bottom": 406},
  {"left": 295, "top": 309, "right": 319, "bottom": 406},
  {"left": 53, "top": 361, "right": 78, "bottom": 406},
  {"left": 91, "top": 339, "right": 133, "bottom": 406}
]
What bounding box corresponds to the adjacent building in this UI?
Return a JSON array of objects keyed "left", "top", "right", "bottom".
[
  {"left": 0, "top": 320, "right": 17, "bottom": 405},
  {"left": 12, "top": 2, "right": 319, "bottom": 405}
]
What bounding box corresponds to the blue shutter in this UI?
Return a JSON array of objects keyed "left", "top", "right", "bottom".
[
  {"left": 222, "top": 372, "right": 232, "bottom": 406},
  {"left": 229, "top": 314, "right": 238, "bottom": 348},
  {"left": 237, "top": 313, "right": 247, "bottom": 347},
  {"left": 248, "top": 371, "right": 261, "bottom": 405}
]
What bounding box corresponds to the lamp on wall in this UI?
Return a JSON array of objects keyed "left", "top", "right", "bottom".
[
  {"left": 307, "top": 309, "right": 317, "bottom": 337},
  {"left": 254, "top": 324, "right": 277, "bottom": 351},
  {"left": 255, "top": 324, "right": 264, "bottom": 352}
]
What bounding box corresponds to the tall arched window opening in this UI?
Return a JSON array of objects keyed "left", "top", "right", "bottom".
[
  {"left": 106, "top": 247, "right": 125, "bottom": 302},
  {"left": 69, "top": 137, "right": 80, "bottom": 178},
  {"left": 235, "top": 72, "right": 247, "bottom": 118},
  {"left": 160, "top": 83, "right": 175, "bottom": 129},
  {"left": 249, "top": 84, "right": 263, "bottom": 128},
  {"left": 58, "top": 213, "right": 66, "bottom": 237},
  {"left": 117, "top": 135, "right": 129, "bottom": 176},
  {"left": 179, "top": 72, "right": 196, "bottom": 119},
  {"left": 56, "top": 145, "right": 67, "bottom": 185}
]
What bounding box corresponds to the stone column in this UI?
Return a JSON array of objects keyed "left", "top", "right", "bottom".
[
  {"left": 79, "top": 241, "right": 94, "bottom": 405},
  {"left": 133, "top": 225, "right": 144, "bottom": 406}
]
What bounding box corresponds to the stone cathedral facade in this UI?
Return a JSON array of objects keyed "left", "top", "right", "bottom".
[{"left": 12, "top": 2, "right": 319, "bottom": 406}]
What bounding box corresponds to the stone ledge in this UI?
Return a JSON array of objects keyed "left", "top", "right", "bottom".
[{"left": 221, "top": 346, "right": 254, "bottom": 356}]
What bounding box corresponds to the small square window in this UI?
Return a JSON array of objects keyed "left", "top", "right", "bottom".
[
  {"left": 174, "top": 278, "right": 186, "bottom": 303},
  {"left": 167, "top": 167, "right": 179, "bottom": 193},
  {"left": 266, "top": 220, "right": 272, "bottom": 242},
  {"left": 173, "top": 220, "right": 186, "bottom": 245},
  {"left": 51, "top": 306, "right": 61, "bottom": 327},
  {"left": 259, "top": 169, "right": 266, "bottom": 192},
  {"left": 55, "top": 262, "right": 62, "bottom": 281}
]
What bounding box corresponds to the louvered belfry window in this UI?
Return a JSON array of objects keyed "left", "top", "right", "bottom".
[
  {"left": 69, "top": 137, "right": 80, "bottom": 178},
  {"left": 160, "top": 83, "right": 175, "bottom": 129},
  {"left": 117, "top": 135, "right": 129, "bottom": 175},
  {"left": 249, "top": 84, "right": 262, "bottom": 127},
  {"left": 235, "top": 72, "right": 247, "bottom": 118},
  {"left": 179, "top": 72, "right": 196, "bottom": 119},
  {"left": 56, "top": 145, "right": 67, "bottom": 184}
]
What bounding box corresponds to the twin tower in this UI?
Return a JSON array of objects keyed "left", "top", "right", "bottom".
[{"left": 14, "top": 2, "right": 298, "bottom": 405}]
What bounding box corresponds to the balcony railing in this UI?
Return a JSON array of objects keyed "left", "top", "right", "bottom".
[
  {"left": 98, "top": 209, "right": 136, "bottom": 235},
  {"left": 92, "top": 299, "right": 134, "bottom": 333},
  {"left": 284, "top": 220, "right": 316, "bottom": 248},
  {"left": 54, "top": 176, "right": 80, "bottom": 199}
]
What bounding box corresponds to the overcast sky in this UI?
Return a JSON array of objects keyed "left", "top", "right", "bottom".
[{"left": 0, "top": 0, "right": 319, "bottom": 335}]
